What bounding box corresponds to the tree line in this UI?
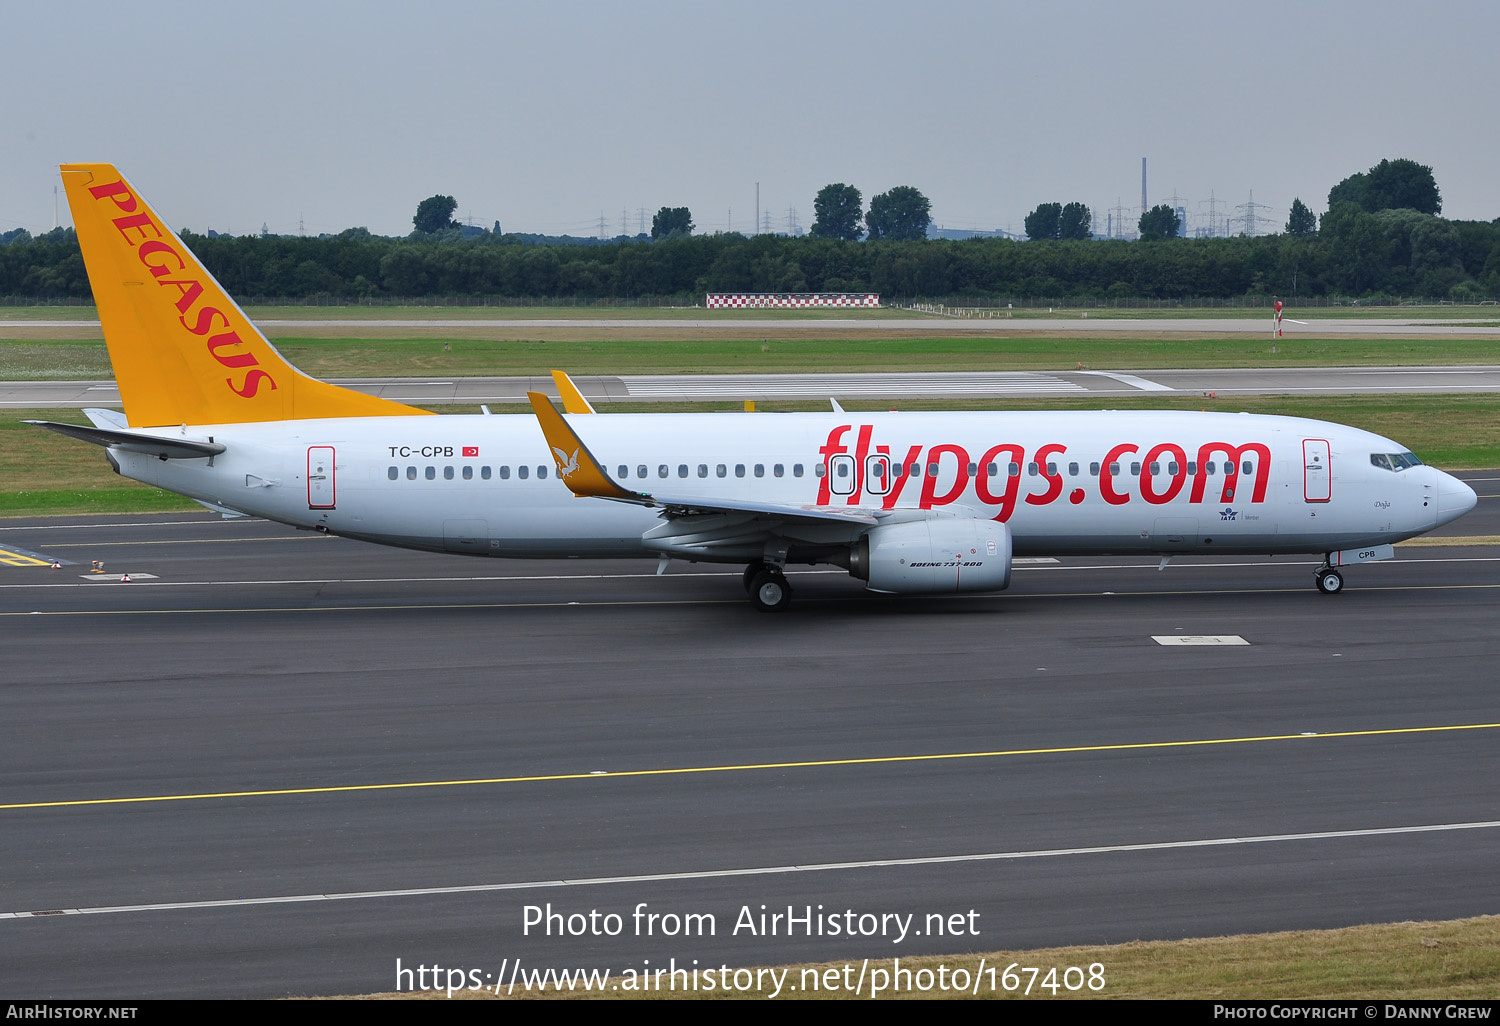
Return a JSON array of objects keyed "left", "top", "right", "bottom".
[
  {"left": 5, "top": 222, "right": 1497, "bottom": 302},
  {"left": 2, "top": 158, "right": 1495, "bottom": 302}
]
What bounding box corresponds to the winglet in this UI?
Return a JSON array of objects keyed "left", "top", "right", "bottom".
[
  {"left": 551, "top": 370, "right": 596, "bottom": 414},
  {"left": 527, "top": 392, "right": 637, "bottom": 500}
]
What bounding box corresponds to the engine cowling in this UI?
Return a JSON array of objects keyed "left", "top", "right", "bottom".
[{"left": 849, "top": 518, "right": 1013, "bottom": 594}]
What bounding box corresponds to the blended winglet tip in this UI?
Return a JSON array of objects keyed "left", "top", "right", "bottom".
[
  {"left": 550, "top": 369, "right": 597, "bottom": 415},
  {"left": 527, "top": 392, "right": 633, "bottom": 501}
]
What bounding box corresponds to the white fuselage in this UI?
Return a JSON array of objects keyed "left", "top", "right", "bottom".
[{"left": 111, "top": 409, "right": 1475, "bottom": 563}]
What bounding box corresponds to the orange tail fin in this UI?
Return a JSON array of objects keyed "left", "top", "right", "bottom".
[{"left": 61, "top": 163, "right": 430, "bottom": 427}]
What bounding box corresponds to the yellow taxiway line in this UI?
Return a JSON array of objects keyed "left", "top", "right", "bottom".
[{"left": 4, "top": 722, "right": 1496, "bottom": 813}]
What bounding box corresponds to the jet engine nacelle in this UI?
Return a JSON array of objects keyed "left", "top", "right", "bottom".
[{"left": 850, "top": 518, "right": 1013, "bottom": 594}]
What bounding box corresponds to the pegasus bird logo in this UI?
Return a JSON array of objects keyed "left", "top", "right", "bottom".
[{"left": 552, "top": 446, "right": 581, "bottom": 478}]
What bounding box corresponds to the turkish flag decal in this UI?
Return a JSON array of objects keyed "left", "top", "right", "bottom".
[{"left": 462, "top": 446, "right": 479, "bottom": 458}]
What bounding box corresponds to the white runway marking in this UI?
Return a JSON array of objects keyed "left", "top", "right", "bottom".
[
  {"left": 1079, "top": 371, "right": 1173, "bottom": 391},
  {"left": 1153, "top": 635, "right": 1249, "bottom": 646},
  {"left": 7, "top": 818, "right": 1497, "bottom": 920},
  {"left": 4, "top": 555, "right": 1500, "bottom": 592},
  {"left": 622, "top": 372, "right": 1085, "bottom": 397}
]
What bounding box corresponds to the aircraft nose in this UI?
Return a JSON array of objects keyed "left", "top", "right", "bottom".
[{"left": 1436, "top": 470, "right": 1477, "bottom": 527}]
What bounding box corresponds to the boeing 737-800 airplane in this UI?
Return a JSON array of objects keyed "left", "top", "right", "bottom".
[{"left": 30, "top": 165, "right": 1477, "bottom": 610}]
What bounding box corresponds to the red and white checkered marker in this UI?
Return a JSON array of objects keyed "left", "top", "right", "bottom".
[{"left": 706, "top": 293, "right": 879, "bottom": 309}]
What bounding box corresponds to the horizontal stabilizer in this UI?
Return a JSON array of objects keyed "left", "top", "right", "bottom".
[{"left": 24, "top": 420, "right": 226, "bottom": 460}]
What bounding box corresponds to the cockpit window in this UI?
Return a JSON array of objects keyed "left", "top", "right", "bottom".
[{"left": 1371, "top": 452, "right": 1424, "bottom": 472}]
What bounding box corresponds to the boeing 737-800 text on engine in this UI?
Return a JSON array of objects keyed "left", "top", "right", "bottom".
[{"left": 29, "top": 165, "right": 1477, "bottom": 610}]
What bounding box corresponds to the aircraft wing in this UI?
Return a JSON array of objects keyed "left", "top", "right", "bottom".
[
  {"left": 526, "top": 392, "right": 880, "bottom": 527},
  {"left": 645, "top": 493, "right": 879, "bottom": 525}
]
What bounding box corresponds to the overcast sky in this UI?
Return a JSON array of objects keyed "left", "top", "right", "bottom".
[{"left": 3, "top": 0, "right": 1496, "bottom": 239}]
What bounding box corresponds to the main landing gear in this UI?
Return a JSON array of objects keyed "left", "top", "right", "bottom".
[
  {"left": 1314, "top": 563, "right": 1345, "bottom": 594},
  {"left": 743, "top": 560, "right": 792, "bottom": 612}
]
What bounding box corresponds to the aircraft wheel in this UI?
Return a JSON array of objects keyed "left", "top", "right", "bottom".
[
  {"left": 743, "top": 561, "right": 770, "bottom": 593},
  {"left": 1314, "top": 568, "right": 1344, "bottom": 594},
  {"left": 749, "top": 570, "right": 792, "bottom": 612}
]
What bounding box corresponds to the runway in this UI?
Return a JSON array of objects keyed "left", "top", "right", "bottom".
[
  {"left": 2, "top": 475, "right": 1499, "bottom": 997},
  {"left": 12, "top": 365, "right": 1500, "bottom": 408}
]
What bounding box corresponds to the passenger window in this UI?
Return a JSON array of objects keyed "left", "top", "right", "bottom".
[
  {"left": 1109, "top": 462, "right": 1120, "bottom": 475},
  {"left": 753, "top": 464, "right": 764, "bottom": 478},
  {"left": 659, "top": 465, "right": 668, "bottom": 478},
  {"left": 1090, "top": 462, "right": 1100, "bottom": 476},
  {"left": 910, "top": 463, "right": 921, "bottom": 478},
  {"left": 637, "top": 465, "right": 647, "bottom": 479},
  {"left": 1242, "top": 461, "right": 1253, "bottom": 475},
  {"left": 814, "top": 464, "right": 826, "bottom": 478},
  {"left": 618, "top": 465, "right": 627, "bottom": 478},
  {"left": 1130, "top": 462, "right": 1141, "bottom": 476},
  {"left": 499, "top": 466, "right": 510, "bottom": 480},
  {"left": 1068, "top": 462, "right": 1079, "bottom": 476},
  {"left": 697, "top": 464, "right": 708, "bottom": 478},
  {"left": 1167, "top": 462, "right": 1178, "bottom": 475},
  {"left": 481, "top": 466, "right": 491, "bottom": 480},
  {"left": 829, "top": 454, "right": 856, "bottom": 495},
  {"left": 443, "top": 466, "right": 454, "bottom": 480},
  {"left": 462, "top": 466, "right": 473, "bottom": 480},
  {"left": 518, "top": 465, "right": 528, "bottom": 480},
  {"left": 1008, "top": 462, "right": 1019, "bottom": 476},
  {"left": 678, "top": 464, "right": 688, "bottom": 478},
  {"left": 425, "top": 466, "right": 435, "bottom": 480},
  {"left": 1027, "top": 463, "right": 1038, "bottom": 476},
  {"left": 406, "top": 466, "right": 416, "bottom": 480},
  {"left": 967, "top": 462, "right": 978, "bottom": 475},
  {"left": 1149, "top": 462, "right": 1160, "bottom": 475},
  {"left": 1187, "top": 461, "right": 1197, "bottom": 475},
  {"left": 1046, "top": 462, "right": 1057, "bottom": 475},
  {"left": 986, "top": 463, "right": 997, "bottom": 477},
  {"left": 388, "top": 466, "right": 398, "bottom": 480},
  {"left": 538, "top": 466, "right": 548, "bottom": 479},
  {"left": 716, "top": 464, "right": 727, "bottom": 478},
  {"left": 773, "top": 464, "right": 784, "bottom": 478},
  {"left": 793, "top": 464, "right": 804, "bottom": 477}
]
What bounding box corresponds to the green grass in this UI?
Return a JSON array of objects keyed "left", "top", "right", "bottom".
[
  {"left": 3, "top": 303, "right": 1498, "bottom": 321},
  {"left": 0, "top": 341, "right": 116, "bottom": 379},
  {"left": 5, "top": 334, "right": 1500, "bottom": 380},
  {"left": 7, "top": 394, "right": 1497, "bottom": 517},
  {"left": 0, "top": 409, "right": 199, "bottom": 516}
]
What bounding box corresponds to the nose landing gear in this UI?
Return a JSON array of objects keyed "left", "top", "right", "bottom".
[{"left": 1314, "top": 564, "right": 1344, "bottom": 594}]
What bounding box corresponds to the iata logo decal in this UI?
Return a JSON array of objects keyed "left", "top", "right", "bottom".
[
  {"left": 551, "top": 446, "right": 581, "bottom": 478},
  {"left": 1220, "top": 508, "right": 1238, "bottom": 521}
]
